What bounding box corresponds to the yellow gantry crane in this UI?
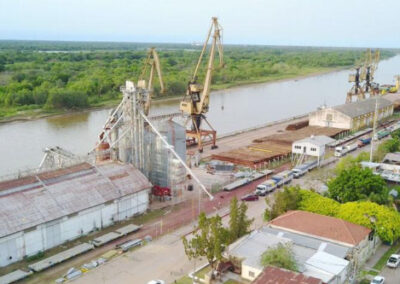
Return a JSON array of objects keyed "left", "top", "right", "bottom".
[
  {"left": 179, "top": 17, "right": 224, "bottom": 152},
  {"left": 137, "top": 47, "right": 165, "bottom": 116}
]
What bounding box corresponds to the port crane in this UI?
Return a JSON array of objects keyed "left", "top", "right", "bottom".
[
  {"left": 179, "top": 17, "right": 224, "bottom": 152},
  {"left": 346, "top": 49, "right": 380, "bottom": 103},
  {"left": 137, "top": 47, "right": 165, "bottom": 116},
  {"left": 346, "top": 66, "right": 364, "bottom": 103},
  {"left": 361, "top": 49, "right": 380, "bottom": 97}
]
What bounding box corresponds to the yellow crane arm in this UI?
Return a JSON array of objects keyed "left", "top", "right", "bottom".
[
  {"left": 198, "top": 18, "right": 222, "bottom": 114},
  {"left": 138, "top": 48, "right": 165, "bottom": 115}
]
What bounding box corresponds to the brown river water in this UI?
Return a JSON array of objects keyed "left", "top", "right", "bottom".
[{"left": 1, "top": 55, "right": 399, "bottom": 176}]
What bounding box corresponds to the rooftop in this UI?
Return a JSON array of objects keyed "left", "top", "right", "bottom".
[
  {"left": 304, "top": 251, "right": 349, "bottom": 283},
  {"left": 332, "top": 97, "right": 392, "bottom": 118},
  {"left": 252, "top": 266, "right": 322, "bottom": 284},
  {"left": 226, "top": 230, "right": 291, "bottom": 270},
  {"left": 294, "top": 135, "right": 336, "bottom": 146},
  {"left": 0, "top": 162, "right": 152, "bottom": 238},
  {"left": 383, "top": 152, "right": 400, "bottom": 163},
  {"left": 261, "top": 227, "right": 350, "bottom": 259},
  {"left": 269, "top": 210, "right": 371, "bottom": 246}
]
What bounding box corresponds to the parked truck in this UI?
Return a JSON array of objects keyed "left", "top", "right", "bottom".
[
  {"left": 255, "top": 180, "right": 277, "bottom": 196},
  {"left": 334, "top": 143, "right": 358, "bottom": 157},
  {"left": 377, "top": 130, "right": 390, "bottom": 140},
  {"left": 292, "top": 164, "right": 309, "bottom": 178},
  {"left": 271, "top": 170, "right": 293, "bottom": 186},
  {"left": 303, "top": 160, "right": 318, "bottom": 171},
  {"left": 292, "top": 160, "right": 318, "bottom": 178},
  {"left": 358, "top": 137, "right": 372, "bottom": 147}
]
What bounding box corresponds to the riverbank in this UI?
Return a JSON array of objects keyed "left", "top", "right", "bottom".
[{"left": 0, "top": 66, "right": 343, "bottom": 124}]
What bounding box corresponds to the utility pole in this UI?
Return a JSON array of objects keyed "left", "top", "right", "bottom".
[{"left": 370, "top": 97, "right": 378, "bottom": 162}]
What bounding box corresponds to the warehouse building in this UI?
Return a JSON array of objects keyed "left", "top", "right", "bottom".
[
  {"left": 0, "top": 162, "right": 152, "bottom": 267},
  {"left": 309, "top": 97, "right": 393, "bottom": 130}
]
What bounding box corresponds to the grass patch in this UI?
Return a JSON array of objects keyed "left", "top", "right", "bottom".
[
  {"left": 194, "top": 265, "right": 211, "bottom": 279},
  {"left": 373, "top": 242, "right": 400, "bottom": 271},
  {"left": 174, "top": 276, "right": 193, "bottom": 284}
]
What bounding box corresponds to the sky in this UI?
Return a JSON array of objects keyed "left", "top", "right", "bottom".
[{"left": 0, "top": 0, "right": 399, "bottom": 48}]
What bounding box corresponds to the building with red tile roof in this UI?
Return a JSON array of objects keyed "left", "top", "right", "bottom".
[
  {"left": 269, "top": 210, "right": 371, "bottom": 247},
  {"left": 252, "top": 266, "right": 322, "bottom": 284}
]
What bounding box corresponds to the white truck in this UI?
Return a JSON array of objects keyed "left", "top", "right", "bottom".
[
  {"left": 255, "top": 180, "right": 277, "bottom": 196},
  {"left": 334, "top": 143, "right": 358, "bottom": 157},
  {"left": 271, "top": 170, "right": 293, "bottom": 186},
  {"left": 292, "top": 164, "right": 308, "bottom": 178}
]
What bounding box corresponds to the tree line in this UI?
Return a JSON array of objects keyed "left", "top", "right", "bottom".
[{"left": 0, "top": 40, "right": 395, "bottom": 117}]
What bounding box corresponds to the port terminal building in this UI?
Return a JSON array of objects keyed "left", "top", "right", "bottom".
[
  {"left": 0, "top": 162, "right": 151, "bottom": 267},
  {"left": 309, "top": 97, "right": 393, "bottom": 130}
]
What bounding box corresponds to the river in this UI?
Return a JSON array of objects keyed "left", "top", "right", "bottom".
[{"left": 1, "top": 55, "right": 400, "bottom": 176}]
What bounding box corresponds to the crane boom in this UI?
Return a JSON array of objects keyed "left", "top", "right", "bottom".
[{"left": 138, "top": 48, "right": 165, "bottom": 115}]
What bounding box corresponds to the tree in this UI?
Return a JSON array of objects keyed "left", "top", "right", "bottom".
[
  {"left": 299, "top": 190, "right": 340, "bottom": 216},
  {"left": 337, "top": 201, "right": 400, "bottom": 244},
  {"left": 264, "top": 186, "right": 303, "bottom": 221},
  {"left": 334, "top": 152, "right": 369, "bottom": 175},
  {"left": 182, "top": 213, "right": 229, "bottom": 272},
  {"left": 261, "top": 243, "right": 298, "bottom": 271},
  {"left": 328, "top": 165, "right": 389, "bottom": 204},
  {"left": 228, "top": 197, "right": 253, "bottom": 242},
  {"left": 298, "top": 189, "right": 400, "bottom": 244},
  {"left": 374, "top": 138, "right": 400, "bottom": 162}
]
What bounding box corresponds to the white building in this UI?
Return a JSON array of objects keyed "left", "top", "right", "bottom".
[
  {"left": 292, "top": 135, "right": 335, "bottom": 164},
  {"left": 0, "top": 162, "right": 152, "bottom": 267},
  {"left": 309, "top": 97, "right": 393, "bottom": 130}
]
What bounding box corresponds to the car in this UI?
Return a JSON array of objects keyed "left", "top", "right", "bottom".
[
  {"left": 147, "top": 281, "right": 165, "bottom": 284},
  {"left": 241, "top": 193, "right": 259, "bottom": 201},
  {"left": 370, "top": 275, "right": 385, "bottom": 284},
  {"left": 386, "top": 254, "right": 400, "bottom": 268}
]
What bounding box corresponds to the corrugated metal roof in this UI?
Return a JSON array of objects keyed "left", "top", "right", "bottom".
[
  {"left": 294, "top": 135, "right": 336, "bottom": 147},
  {"left": 383, "top": 152, "right": 400, "bottom": 163},
  {"left": 261, "top": 227, "right": 350, "bottom": 259},
  {"left": 0, "top": 162, "right": 151, "bottom": 238},
  {"left": 332, "top": 97, "right": 392, "bottom": 118},
  {"left": 226, "top": 230, "right": 292, "bottom": 269}
]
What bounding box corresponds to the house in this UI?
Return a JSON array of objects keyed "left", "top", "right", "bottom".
[
  {"left": 309, "top": 97, "right": 393, "bottom": 130},
  {"left": 268, "top": 210, "right": 378, "bottom": 265},
  {"left": 224, "top": 226, "right": 351, "bottom": 283},
  {"left": 224, "top": 230, "right": 292, "bottom": 281},
  {"left": 252, "top": 266, "right": 322, "bottom": 284},
  {"left": 0, "top": 162, "right": 152, "bottom": 267}
]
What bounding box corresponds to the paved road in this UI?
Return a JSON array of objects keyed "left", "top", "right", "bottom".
[
  {"left": 72, "top": 192, "right": 267, "bottom": 284},
  {"left": 380, "top": 265, "right": 400, "bottom": 284}
]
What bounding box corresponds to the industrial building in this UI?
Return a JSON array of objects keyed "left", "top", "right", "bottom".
[
  {"left": 0, "top": 162, "right": 152, "bottom": 267},
  {"left": 309, "top": 97, "right": 393, "bottom": 130}
]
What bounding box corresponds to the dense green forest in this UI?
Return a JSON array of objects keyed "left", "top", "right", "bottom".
[{"left": 0, "top": 40, "right": 396, "bottom": 119}]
